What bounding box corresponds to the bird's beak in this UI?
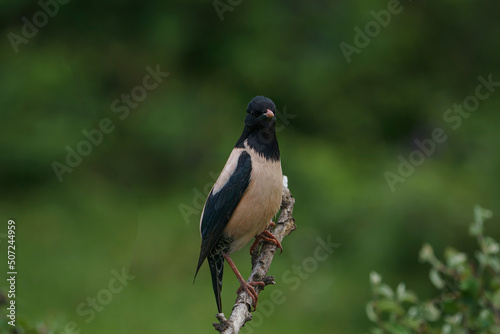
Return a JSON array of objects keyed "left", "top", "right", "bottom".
[{"left": 265, "top": 109, "right": 275, "bottom": 118}]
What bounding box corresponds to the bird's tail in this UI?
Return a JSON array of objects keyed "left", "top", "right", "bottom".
[{"left": 208, "top": 253, "right": 224, "bottom": 313}]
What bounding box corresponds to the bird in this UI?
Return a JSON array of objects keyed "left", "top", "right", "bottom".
[{"left": 194, "top": 96, "right": 284, "bottom": 313}]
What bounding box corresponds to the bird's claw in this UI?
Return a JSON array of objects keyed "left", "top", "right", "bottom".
[
  {"left": 237, "top": 281, "right": 265, "bottom": 311},
  {"left": 249, "top": 225, "right": 283, "bottom": 255},
  {"left": 260, "top": 230, "right": 283, "bottom": 254},
  {"left": 267, "top": 221, "right": 276, "bottom": 230}
]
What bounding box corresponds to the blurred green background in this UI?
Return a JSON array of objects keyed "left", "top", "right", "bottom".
[{"left": 1, "top": 0, "right": 500, "bottom": 333}]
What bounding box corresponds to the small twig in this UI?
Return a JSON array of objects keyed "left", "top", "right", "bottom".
[{"left": 213, "top": 176, "right": 296, "bottom": 333}]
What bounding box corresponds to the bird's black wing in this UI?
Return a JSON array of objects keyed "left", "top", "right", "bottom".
[{"left": 195, "top": 151, "right": 252, "bottom": 278}]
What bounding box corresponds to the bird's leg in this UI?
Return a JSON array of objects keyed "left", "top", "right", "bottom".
[
  {"left": 249, "top": 229, "right": 283, "bottom": 255},
  {"left": 222, "top": 253, "right": 263, "bottom": 311}
]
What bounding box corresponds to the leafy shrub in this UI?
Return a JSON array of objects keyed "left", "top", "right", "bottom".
[{"left": 367, "top": 206, "right": 500, "bottom": 333}]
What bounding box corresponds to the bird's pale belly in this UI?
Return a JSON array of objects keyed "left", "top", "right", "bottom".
[{"left": 225, "top": 156, "right": 282, "bottom": 253}]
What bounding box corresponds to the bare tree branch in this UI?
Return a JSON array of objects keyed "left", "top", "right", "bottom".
[{"left": 213, "top": 176, "right": 296, "bottom": 333}]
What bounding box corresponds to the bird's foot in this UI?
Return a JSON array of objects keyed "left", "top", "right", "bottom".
[
  {"left": 236, "top": 281, "right": 265, "bottom": 311},
  {"left": 250, "top": 222, "right": 277, "bottom": 255},
  {"left": 223, "top": 252, "right": 267, "bottom": 311},
  {"left": 250, "top": 230, "right": 283, "bottom": 255},
  {"left": 260, "top": 230, "right": 283, "bottom": 253},
  {"left": 236, "top": 281, "right": 265, "bottom": 294}
]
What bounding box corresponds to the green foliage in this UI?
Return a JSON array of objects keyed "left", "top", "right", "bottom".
[{"left": 367, "top": 206, "right": 500, "bottom": 333}]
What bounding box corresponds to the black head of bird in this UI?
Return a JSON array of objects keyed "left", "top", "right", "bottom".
[
  {"left": 245, "top": 95, "right": 276, "bottom": 128},
  {"left": 237, "top": 96, "right": 280, "bottom": 161}
]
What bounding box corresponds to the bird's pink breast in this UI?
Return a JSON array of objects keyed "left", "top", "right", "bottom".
[{"left": 224, "top": 145, "right": 282, "bottom": 253}]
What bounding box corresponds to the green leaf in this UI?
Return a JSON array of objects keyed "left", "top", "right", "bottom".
[
  {"left": 366, "top": 302, "right": 378, "bottom": 322},
  {"left": 376, "top": 284, "right": 395, "bottom": 299},
  {"left": 442, "top": 323, "right": 452, "bottom": 334},
  {"left": 444, "top": 312, "right": 462, "bottom": 325},
  {"left": 429, "top": 268, "right": 445, "bottom": 289},
  {"left": 376, "top": 299, "right": 405, "bottom": 316},
  {"left": 419, "top": 243, "right": 435, "bottom": 263},
  {"left": 422, "top": 301, "right": 441, "bottom": 321},
  {"left": 445, "top": 248, "right": 468, "bottom": 267},
  {"left": 370, "top": 271, "right": 382, "bottom": 286},
  {"left": 481, "top": 236, "right": 500, "bottom": 255},
  {"left": 474, "top": 205, "right": 493, "bottom": 222},
  {"left": 488, "top": 257, "right": 500, "bottom": 272},
  {"left": 471, "top": 206, "right": 493, "bottom": 237},
  {"left": 407, "top": 306, "right": 419, "bottom": 318},
  {"left": 477, "top": 251, "right": 500, "bottom": 272},
  {"left": 396, "top": 283, "right": 405, "bottom": 298},
  {"left": 396, "top": 283, "right": 418, "bottom": 304},
  {"left": 471, "top": 206, "right": 485, "bottom": 236}
]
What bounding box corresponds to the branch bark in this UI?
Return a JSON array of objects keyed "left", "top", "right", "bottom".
[{"left": 213, "top": 176, "right": 296, "bottom": 333}]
